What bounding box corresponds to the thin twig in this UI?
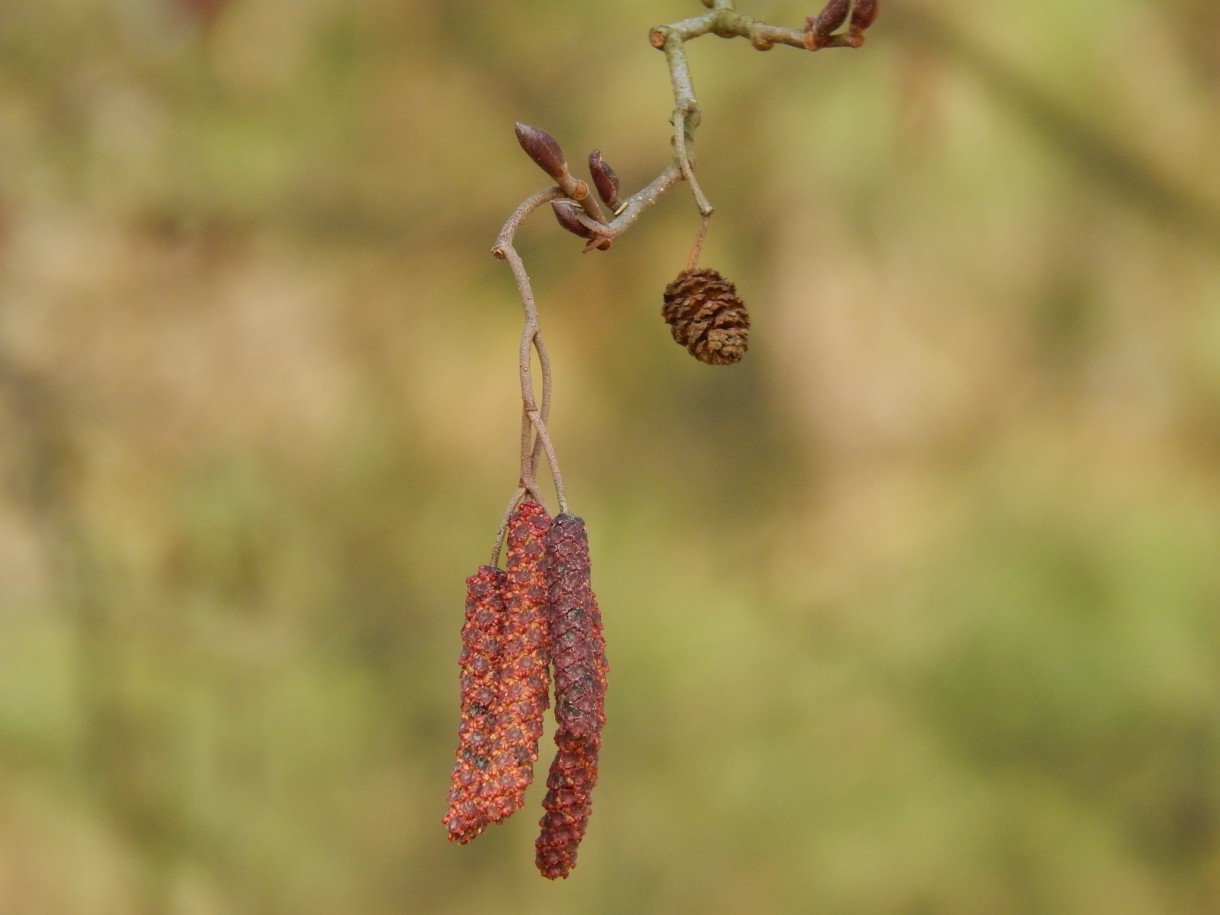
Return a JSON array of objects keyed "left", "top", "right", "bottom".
[
  {"left": 490, "top": 484, "right": 527, "bottom": 567},
  {"left": 686, "top": 214, "right": 711, "bottom": 271},
  {"left": 658, "top": 33, "right": 714, "bottom": 217},
  {"left": 517, "top": 329, "right": 542, "bottom": 495},
  {"left": 493, "top": 186, "right": 565, "bottom": 258},
  {"left": 527, "top": 408, "right": 568, "bottom": 515},
  {"left": 529, "top": 331, "right": 553, "bottom": 480},
  {"left": 492, "top": 185, "right": 568, "bottom": 517}
]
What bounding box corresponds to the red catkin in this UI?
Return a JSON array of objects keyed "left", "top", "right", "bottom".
[
  {"left": 443, "top": 565, "right": 508, "bottom": 843},
  {"left": 482, "top": 500, "right": 553, "bottom": 823},
  {"left": 536, "top": 513, "right": 608, "bottom": 879}
]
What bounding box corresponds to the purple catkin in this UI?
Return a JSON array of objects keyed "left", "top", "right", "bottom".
[
  {"left": 443, "top": 565, "right": 507, "bottom": 843},
  {"left": 536, "top": 513, "right": 608, "bottom": 879},
  {"left": 542, "top": 514, "right": 608, "bottom": 739},
  {"left": 535, "top": 732, "right": 602, "bottom": 879}
]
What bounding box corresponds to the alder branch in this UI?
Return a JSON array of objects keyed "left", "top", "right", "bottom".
[
  {"left": 460, "top": 0, "right": 880, "bottom": 876},
  {"left": 491, "top": 0, "right": 879, "bottom": 532}
]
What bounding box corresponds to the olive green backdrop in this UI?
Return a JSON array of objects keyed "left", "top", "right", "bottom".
[{"left": 2, "top": 0, "right": 1219, "bottom": 912}]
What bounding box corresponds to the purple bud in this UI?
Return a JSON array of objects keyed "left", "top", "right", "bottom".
[
  {"left": 515, "top": 123, "right": 568, "bottom": 181},
  {"left": 807, "top": 0, "right": 849, "bottom": 37},
  {"left": 850, "top": 0, "right": 879, "bottom": 32},
  {"left": 588, "top": 150, "right": 621, "bottom": 210},
  {"left": 551, "top": 200, "right": 595, "bottom": 239}
]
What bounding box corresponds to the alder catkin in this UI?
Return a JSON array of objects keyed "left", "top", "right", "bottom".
[
  {"left": 481, "top": 500, "right": 553, "bottom": 823},
  {"left": 443, "top": 565, "right": 508, "bottom": 843},
  {"left": 535, "top": 513, "right": 608, "bottom": 879},
  {"left": 661, "top": 268, "right": 750, "bottom": 365},
  {"left": 543, "top": 514, "right": 608, "bottom": 739},
  {"left": 535, "top": 732, "right": 601, "bottom": 880}
]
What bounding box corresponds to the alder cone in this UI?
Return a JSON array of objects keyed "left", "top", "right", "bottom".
[
  {"left": 443, "top": 565, "right": 507, "bottom": 843},
  {"left": 482, "top": 500, "right": 553, "bottom": 824},
  {"left": 661, "top": 267, "right": 750, "bottom": 365}
]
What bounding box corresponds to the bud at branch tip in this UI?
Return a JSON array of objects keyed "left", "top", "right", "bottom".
[{"left": 515, "top": 123, "right": 569, "bottom": 181}]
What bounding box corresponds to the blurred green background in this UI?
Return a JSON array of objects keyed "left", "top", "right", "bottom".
[{"left": 2, "top": 0, "right": 1220, "bottom": 912}]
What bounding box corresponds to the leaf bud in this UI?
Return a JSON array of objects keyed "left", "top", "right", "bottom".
[
  {"left": 551, "top": 200, "right": 596, "bottom": 240},
  {"left": 587, "top": 150, "right": 621, "bottom": 210},
  {"left": 807, "top": 0, "right": 850, "bottom": 38},
  {"left": 850, "top": 0, "right": 879, "bottom": 33},
  {"left": 515, "top": 123, "right": 569, "bottom": 181}
]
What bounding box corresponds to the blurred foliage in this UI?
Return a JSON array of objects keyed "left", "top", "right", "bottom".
[{"left": 2, "top": 0, "right": 1220, "bottom": 912}]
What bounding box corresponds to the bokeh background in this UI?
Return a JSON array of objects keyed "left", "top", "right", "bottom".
[{"left": 3, "top": 0, "right": 1220, "bottom": 912}]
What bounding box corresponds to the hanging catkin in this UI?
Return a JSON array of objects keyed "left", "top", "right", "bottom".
[
  {"left": 481, "top": 499, "right": 553, "bottom": 823},
  {"left": 535, "top": 731, "right": 602, "bottom": 879},
  {"left": 542, "top": 514, "right": 608, "bottom": 739},
  {"left": 443, "top": 565, "right": 508, "bottom": 843},
  {"left": 535, "top": 513, "right": 608, "bottom": 879}
]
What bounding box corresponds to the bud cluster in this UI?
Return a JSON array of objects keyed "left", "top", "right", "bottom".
[
  {"left": 515, "top": 123, "right": 623, "bottom": 248},
  {"left": 443, "top": 502, "right": 609, "bottom": 879}
]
